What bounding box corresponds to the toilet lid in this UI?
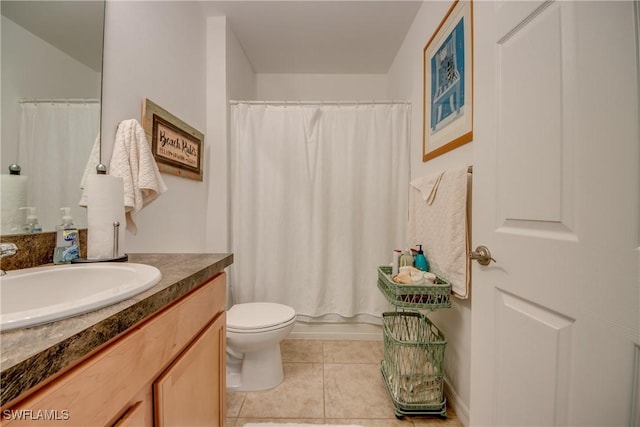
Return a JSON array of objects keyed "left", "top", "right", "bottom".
[{"left": 227, "top": 302, "right": 296, "bottom": 331}]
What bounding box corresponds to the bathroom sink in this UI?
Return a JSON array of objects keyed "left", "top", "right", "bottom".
[{"left": 0, "top": 263, "right": 161, "bottom": 331}]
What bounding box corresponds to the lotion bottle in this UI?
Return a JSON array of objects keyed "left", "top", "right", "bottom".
[
  {"left": 398, "top": 248, "right": 414, "bottom": 268},
  {"left": 53, "top": 207, "right": 79, "bottom": 264},
  {"left": 392, "top": 249, "right": 402, "bottom": 275}
]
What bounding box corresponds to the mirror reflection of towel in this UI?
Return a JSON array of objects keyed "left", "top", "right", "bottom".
[{"left": 109, "top": 119, "right": 167, "bottom": 234}]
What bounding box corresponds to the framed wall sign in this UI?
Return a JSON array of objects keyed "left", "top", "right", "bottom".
[
  {"left": 142, "top": 98, "right": 204, "bottom": 181},
  {"left": 423, "top": 0, "right": 474, "bottom": 162}
]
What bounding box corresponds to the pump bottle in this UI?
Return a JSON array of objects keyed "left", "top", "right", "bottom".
[
  {"left": 414, "top": 244, "right": 429, "bottom": 272},
  {"left": 20, "top": 207, "right": 42, "bottom": 233},
  {"left": 53, "top": 207, "right": 79, "bottom": 264}
]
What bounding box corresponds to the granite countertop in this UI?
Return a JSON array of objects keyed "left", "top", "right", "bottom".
[{"left": 0, "top": 252, "right": 233, "bottom": 408}]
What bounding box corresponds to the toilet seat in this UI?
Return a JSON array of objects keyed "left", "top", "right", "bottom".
[{"left": 227, "top": 302, "right": 296, "bottom": 333}]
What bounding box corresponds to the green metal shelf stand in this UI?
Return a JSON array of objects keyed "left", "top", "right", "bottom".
[{"left": 377, "top": 266, "right": 451, "bottom": 420}]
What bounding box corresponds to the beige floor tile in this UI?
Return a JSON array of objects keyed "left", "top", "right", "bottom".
[
  {"left": 329, "top": 418, "right": 413, "bottom": 426},
  {"left": 324, "top": 363, "right": 396, "bottom": 419},
  {"left": 410, "top": 412, "right": 463, "bottom": 427},
  {"left": 227, "top": 391, "right": 246, "bottom": 417},
  {"left": 227, "top": 340, "right": 464, "bottom": 427},
  {"left": 282, "top": 339, "right": 324, "bottom": 363},
  {"left": 235, "top": 419, "right": 326, "bottom": 426},
  {"left": 323, "top": 340, "right": 384, "bottom": 364},
  {"left": 239, "top": 362, "right": 324, "bottom": 419}
]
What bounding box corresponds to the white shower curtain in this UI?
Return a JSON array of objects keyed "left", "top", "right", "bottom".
[
  {"left": 231, "top": 103, "right": 410, "bottom": 319},
  {"left": 18, "top": 102, "right": 99, "bottom": 230}
]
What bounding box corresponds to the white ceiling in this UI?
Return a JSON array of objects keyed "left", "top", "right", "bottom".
[
  {"left": 200, "top": 1, "right": 424, "bottom": 73},
  {"left": 1, "top": 1, "right": 423, "bottom": 75}
]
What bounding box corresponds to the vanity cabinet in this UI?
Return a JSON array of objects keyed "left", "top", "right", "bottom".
[
  {"left": 154, "top": 312, "right": 225, "bottom": 426},
  {"left": 2, "top": 273, "right": 226, "bottom": 426}
]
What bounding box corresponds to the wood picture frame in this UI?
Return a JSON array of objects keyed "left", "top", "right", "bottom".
[
  {"left": 423, "top": 0, "right": 474, "bottom": 162},
  {"left": 142, "top": 99, "right": 204, "bottom": 181}
]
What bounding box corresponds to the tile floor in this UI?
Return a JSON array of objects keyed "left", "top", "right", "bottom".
[{"left": 226, "top": 339, "right": 463, "bottom": 427}]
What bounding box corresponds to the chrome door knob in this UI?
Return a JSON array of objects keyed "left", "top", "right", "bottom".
[{"left": 469, "top": 245, "right": 496, "bottom": 266}]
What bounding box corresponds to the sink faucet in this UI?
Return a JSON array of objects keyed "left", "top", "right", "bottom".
[{"left": 0, "top": 243, "right": 18, "bottom": 276}]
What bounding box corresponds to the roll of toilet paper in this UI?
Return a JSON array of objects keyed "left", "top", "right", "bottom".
[
  {"left": 86, "top": 174, "right": 125, "bottom": 260},
  {"left": 1, "top": 175, "right": 28, "bottom": 234}
]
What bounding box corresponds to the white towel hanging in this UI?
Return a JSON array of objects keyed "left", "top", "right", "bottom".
[
  {"left": 410, "top": 170, "right": 445, "bottom": 205},
  {"left": 408, "top": 165, "right": 470, "bottom": 298},
  {"left": 109, "top": 119, "right": 167, "bottom": 234}
]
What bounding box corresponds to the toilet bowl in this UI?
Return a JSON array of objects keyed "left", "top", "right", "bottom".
[{"left": 226, "top": 302, "right": 296, "bottom": 392}]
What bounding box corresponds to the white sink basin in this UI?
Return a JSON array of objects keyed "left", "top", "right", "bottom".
[{"left": 0, "top": 263, "right": 161, "bottom": 331}]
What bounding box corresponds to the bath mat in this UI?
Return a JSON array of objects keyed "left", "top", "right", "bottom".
[{"left": 242, "top": 424, "right": 363, "bottom": 427}]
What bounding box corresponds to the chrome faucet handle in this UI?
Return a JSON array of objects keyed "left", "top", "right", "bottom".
[{"left": 0, "top": 242, "right": 18, "bottom": 276}]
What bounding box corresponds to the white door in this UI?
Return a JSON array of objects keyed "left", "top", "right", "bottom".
[{"left": 470, "top": 1, "right": 639, "bottom": 426}]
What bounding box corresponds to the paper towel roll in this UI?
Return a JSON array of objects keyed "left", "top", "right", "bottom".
[
  {"left": 86, "top": 174, "right": 126, "bottom": 260},
  {"left": 1, "top": 175, "right": 28, "bottom": 234}
]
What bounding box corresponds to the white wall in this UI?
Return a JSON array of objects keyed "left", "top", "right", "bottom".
[
  {"left": 226, "top": 25, "right": 256, "bottom": 103},
  {"left": 256, "top": 73, "right": 387, "bottom": 100},
  {"left": 387, "top": 1, "right": 472, "bottom": 424},
  {"left": 205, "top": 16, "right": 256, "bottom": 253},
  {"left": 1, "top": 16, "right": 100, "bottom": 176},
  {"left": 101, "top": 1, "right": 208, "bottom": 253},
  {"left": 205, "top": 16, "right": 229, "bottom": 254}
]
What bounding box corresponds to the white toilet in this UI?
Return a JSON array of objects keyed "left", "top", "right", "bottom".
[{"left": 226, "top": 302, "right": 296, "bottom": 392}]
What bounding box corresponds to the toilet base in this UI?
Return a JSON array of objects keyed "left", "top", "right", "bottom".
[{"left": 226, "top": 344, "right": 284, "bottom": 392}]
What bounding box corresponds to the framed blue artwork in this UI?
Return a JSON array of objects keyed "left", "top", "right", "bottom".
[{"left": 423, "top": 0, "right": 474, "bottom": 162}]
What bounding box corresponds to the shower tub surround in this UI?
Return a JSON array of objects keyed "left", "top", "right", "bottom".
[{"left": 0, "top": 252, "right": 232, "bottom": 408}]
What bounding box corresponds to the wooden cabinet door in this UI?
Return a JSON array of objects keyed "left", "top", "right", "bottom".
[
  {"left": 154, "top": 312, "right": 226, "bottom": 427},
  {"left": 111, "top": 401, "right": 147, "bottom": 427}
]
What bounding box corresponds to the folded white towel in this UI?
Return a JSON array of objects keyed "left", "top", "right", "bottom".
[
  {"left": 109, "top": 119, "right": 168, "bottom": 234},
  {"left": 410, "top": 170, "right": 445, "bottom": 205},
  {"left": 78, "top": 134, "right": 101, "bottom": 207}
]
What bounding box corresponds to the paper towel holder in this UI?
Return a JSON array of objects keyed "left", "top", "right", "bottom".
[
  {"left": 72, "top": 251, "right": 128, "bottom": 264},
  {"left": 72, "top": 219, "right": 129, "bottom": 263}
]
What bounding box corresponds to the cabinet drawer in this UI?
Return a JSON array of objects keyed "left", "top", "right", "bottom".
[{"left": 2, "top": 273, "right": 226, "bottom": 426}]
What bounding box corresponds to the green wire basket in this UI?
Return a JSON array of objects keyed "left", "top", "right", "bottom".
[
  {"left": 377, "top": 265, "right": 451, "bottom": 310},
  {"left": 381, "top": 311, "right": 447, "bottom": 416}
]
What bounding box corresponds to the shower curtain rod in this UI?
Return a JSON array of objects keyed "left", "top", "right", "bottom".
[
  {"left": 229, "top": 99, "right": 411, "bottom": 106},
  {"left": 19, "top": 98, "right": 100, "bottom": 104}
]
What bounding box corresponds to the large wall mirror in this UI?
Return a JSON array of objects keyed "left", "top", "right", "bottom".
[{"left": 1, "top": 0, "right": 105, "bottom": 235}]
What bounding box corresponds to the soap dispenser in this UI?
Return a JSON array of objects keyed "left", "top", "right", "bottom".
[
  {"left": 53, "top": 207, "right": 79, "bottom": 264},
  {"left": 20, "top": 207, "right": 42, "bottom": 233},
  {"left": 414, "top": 244, "right": 429, "bottom": 272}
]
